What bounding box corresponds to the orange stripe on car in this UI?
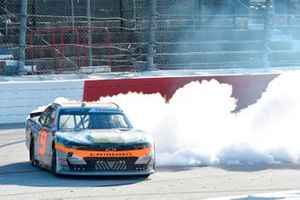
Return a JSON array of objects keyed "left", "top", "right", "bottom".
[{"left": 55, "top": 143, "right": 151, "bottom": 158}]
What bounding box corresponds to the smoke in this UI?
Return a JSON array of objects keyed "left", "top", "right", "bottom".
[
  {"left": 100, "top": 71, "right": 300, "bottom": 167},
  {"left": 54, "top": 97, "right": 79, "bottom": 104}
]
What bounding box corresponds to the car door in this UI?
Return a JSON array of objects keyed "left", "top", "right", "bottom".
[{"left": 37, "top": 106, "right": 57, "bottom": 166}]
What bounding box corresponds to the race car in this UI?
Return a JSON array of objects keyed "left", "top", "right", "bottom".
[{"left": 25, "top": 102, "right": 155, "bottom": 176}]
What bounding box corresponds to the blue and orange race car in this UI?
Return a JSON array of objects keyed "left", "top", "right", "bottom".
[{"left": 25, "top": 102, "right": 155, "bottom": 176}]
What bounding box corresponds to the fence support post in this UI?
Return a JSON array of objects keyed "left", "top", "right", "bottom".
[
  {"left": 71, "top": 0, "right": 75, "bottom": 30},
  {"left": 147, "top": 0, "right": 156, "bottom": 71},
  {"left": 120, "top": 0, "right": 124, "bottom": 31},
  {"left": 18, "top": 0, "right": 28, "bottom": 74},
  {"left": 132, "top": 0, "right": 137, "bottom": 30},
  {"left": 199, "top": 0, "right": 205, "bottom": 24},
  {"left": 87, "top": 0, "right": 93, "bottom": 66},
  {"left": 263, "top": 0, "right": 274, "bottom": 68},
  {"left": 5, "top": 0, "right": 8, "bottom": 35}
]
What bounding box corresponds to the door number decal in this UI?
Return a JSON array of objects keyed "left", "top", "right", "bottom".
[{"left": 39, "top": 129, "right": 48, "bottom": 156}]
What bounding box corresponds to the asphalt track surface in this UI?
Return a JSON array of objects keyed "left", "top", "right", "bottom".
[{"left": 1, "top": 127, "right": 300, "bottom": 200}]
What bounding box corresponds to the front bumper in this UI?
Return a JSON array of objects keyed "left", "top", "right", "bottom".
[
  {"left": 56, "top": 148, "right": 155, "bottom": 176},
  {"left": 56, "top": 168, "right": 155, "bottom": 176}
]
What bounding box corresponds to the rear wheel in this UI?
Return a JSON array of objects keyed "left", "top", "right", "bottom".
[{"left": 29, "top": 138, "right": 36, "bottom": 166}]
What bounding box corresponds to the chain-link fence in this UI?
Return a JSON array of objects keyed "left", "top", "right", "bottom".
[
  {"left": 24, "top": 0, "right": 147, "bottom": 73},
  {"left": 155, "top": 0, "right": 262, "bottom": 69},
  {"left": 1, "top": 0, "right": 300, "bottom": 74},
  {"left": 153, "top": 0, "right": 300, "bottom": 70},
  {"left": 0, "top": 1, "right": 21, "bottom": 54},
  {"left": 0, "top": 0, "right": 147, "bottom": 74}
]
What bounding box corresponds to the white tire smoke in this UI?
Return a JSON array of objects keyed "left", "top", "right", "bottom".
[{"left": 98, "top": 71, "right": 300, "bottom": 166}]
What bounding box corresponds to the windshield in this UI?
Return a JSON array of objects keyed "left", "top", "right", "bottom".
[{"left": 58, "top": 111, "right": 131, "bottom": 132}]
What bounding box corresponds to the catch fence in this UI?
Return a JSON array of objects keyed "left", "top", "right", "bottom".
[{"left": 0, "top": 0, "right": 300, "bottom": 74}]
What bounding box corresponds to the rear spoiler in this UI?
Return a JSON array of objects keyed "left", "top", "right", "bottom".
[{"left": 30, "top": 111, "right": 42, "bottom": 118}]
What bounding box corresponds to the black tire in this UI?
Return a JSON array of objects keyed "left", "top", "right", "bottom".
[
  {"left": 51, "top": 147, "right": 60, "bottom": 176},
  {"left": 29, "top": 138, "right": 36, "bottom": 166},
  {"left": 139, "top": 174, "right": 150, "bottom": 179}
]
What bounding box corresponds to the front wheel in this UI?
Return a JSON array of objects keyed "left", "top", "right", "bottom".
[
  {"left": 139, "top": 174, "right": 150, "bottom": 179},
  {"left": 51, "top": 148, "right": 59, "bottom": 176}
]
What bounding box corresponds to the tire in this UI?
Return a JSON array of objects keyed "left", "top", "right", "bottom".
[
  {"left": 51, "top": 147, "right": 59, "bottom": 176},
  {"left": 29, "top": 138, "right": 36, "bottom": 166},
  {"left": 139, "top": 174, "right": 150, "bottom": 179}
]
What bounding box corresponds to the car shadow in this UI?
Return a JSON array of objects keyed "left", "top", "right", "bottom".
[
  {"left": 157, "top": 165, "right": 208, "bottom": 172},
  {"left": 0, "top": 162, "right": 149, "bottom": 187},
  {"left": 219, "top": 163, "right": 300, "bottom": 172},
  {"left": 157, "top": 163, "right": 300, "bottom": 173}
]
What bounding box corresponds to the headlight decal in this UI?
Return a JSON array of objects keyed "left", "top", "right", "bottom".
[{"left": 135, "top": 155, "right": 152, "bottom": 165}]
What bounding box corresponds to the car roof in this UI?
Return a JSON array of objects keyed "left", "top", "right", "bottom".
[{"left": 53, "top": 102, "right": 121, "bottom": 112}]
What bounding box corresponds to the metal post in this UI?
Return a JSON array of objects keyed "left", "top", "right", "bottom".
[
  {"left": 71, "top": 0, "right": 75, "bottom": 30},
  {"left": 263, "top": 0, "right": 273, "bottom": 68},
  {"left": 87, "top": 0, "right": 92, "bottom": 66},
  {"left": 199, "top": 0, "right": 205, "bottom": 25},
  {"left": 31, "top": 0, "right": 36, "bottom": 29},
  {"left": 192, "top": 0, "right": 196, "bottom": 30},
  {"left": 232, "top": 0, "right": 237, "bottom": 29},
  {"left": 147, "top": 0, "right": 156, "bottom": 71},
  {"left": 4, "top": 0, "right": 8, "bottom": 36},
  {"left": 18, "top": 0, "right": 28, "bottom": 74},
  {"left": 120, "top": 0, "right": 124, "bottom": 31},
  {"left": 132, "top": 0, "right": 137, "bottom": 30}
]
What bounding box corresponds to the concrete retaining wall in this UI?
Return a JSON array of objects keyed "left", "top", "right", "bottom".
[{"left": 0, "top": 80, "right": 84, "bottom": 124}]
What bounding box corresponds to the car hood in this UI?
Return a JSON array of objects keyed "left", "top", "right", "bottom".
[{"left": 55, "top": 129, "right": 153, "bottom": 147}]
